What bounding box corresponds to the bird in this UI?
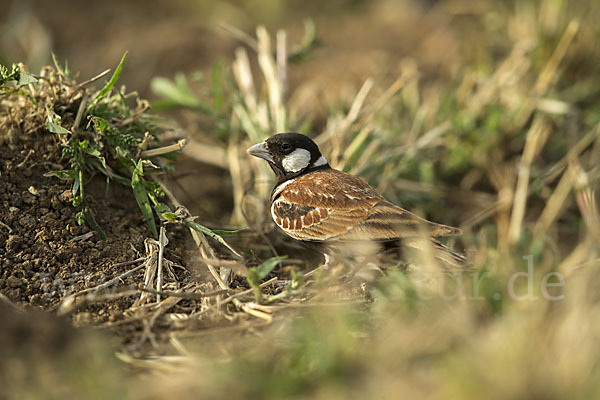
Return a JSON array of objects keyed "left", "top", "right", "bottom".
[{"left": 247, "top": 132, "right": 465, "bottom": 270}]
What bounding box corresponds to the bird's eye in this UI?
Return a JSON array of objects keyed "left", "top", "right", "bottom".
[{"left": 281, "top": 143, "right": 292, "bottom": 152}]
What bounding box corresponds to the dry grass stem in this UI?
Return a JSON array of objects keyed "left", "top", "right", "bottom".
[
  {"left": 141, "top": 139, "right": 188, "bottom": 158},
  {"left": 508, "top": 115, "right": 551, "bottom": 243},
  {"left": 535, "top": 19, "right": 580, "bottom": 95},
  {"left": 156, "top": 225, "right": 167, "bottom": 303}
]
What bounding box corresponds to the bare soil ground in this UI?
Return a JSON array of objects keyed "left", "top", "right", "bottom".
[{"left": 0, "top": 129, "right": 197, "bottom": 346}]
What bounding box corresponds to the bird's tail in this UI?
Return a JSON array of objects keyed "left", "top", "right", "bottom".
[{"left": 403, "top": 237, "right": 467, "bottom": 270}]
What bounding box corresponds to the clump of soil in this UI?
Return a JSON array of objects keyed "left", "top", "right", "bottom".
[
  {"left": 0, "top": 63, "right": 211, "bottom": 349},
  {"left": 0, "top": 129, "right": 183, "bottom": 311}
]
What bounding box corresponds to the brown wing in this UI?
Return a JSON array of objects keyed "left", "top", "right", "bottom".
[
  {"left": 271, "top": 169, "right": 460, "bottom": 242},
  {"left": 338, "top": 200, "right": 461, "bottom": 241}
]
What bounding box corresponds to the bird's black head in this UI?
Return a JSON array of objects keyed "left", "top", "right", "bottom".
[{"left": 247, "top": 133, "right": 330, "bottom": 182}]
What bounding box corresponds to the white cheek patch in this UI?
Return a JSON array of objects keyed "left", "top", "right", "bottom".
[
  {"left": 282, "top": 148, "right": 311, "bottom": 173},
  {"left": 313, "top": 155, "right": 328, "bottom": 167}
]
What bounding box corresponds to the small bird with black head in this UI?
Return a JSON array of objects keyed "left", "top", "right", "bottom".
[{"left": 247, "top": 132, "right": 465, "bottom": 270}]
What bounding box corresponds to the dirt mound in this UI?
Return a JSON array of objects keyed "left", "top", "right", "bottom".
[{"left": 0, "top": 128, "right": 187, "bottom": 316}]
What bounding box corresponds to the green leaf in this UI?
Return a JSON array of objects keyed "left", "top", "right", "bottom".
[
  {"left": 88, "top": 159, "right": 113, "bottom": 181},
  {"left": 150, "top": 73, "right": 212, "bottom": 114},
  {"left": 72, "top": 195, "right": 83, "bottom": 208},
  {"left": 0, "top": 64, "right": 36, "bottom": 87},
  {"left": 51, "top": 53, "right": 70, "bottom": 78},
  {"left": 153, "top": 203, "right": 175, "bottom": 221},
  {"left": 288, "top": 19, "right": 320, "bottom": 63},
  {"left": 0, "top": 64, "right": 18, "bottom": 85},
  {"left": 247, "top": 256, "right": 287, "bottom": 287},
  {"left": 91, "top": 116, "right": 110, "bottom": 135},
  {"left": 46, "top": 119, "right": 70, "bottom": 134},
  {"left": 80, "top": 141, "right": 108, "bottom": 171},
  {"left": 17, "top": 71, "right": 37, "bottom": 86},
  {"left": 82, "top": 208, "right": 107, "bottom": 240},
  {"left": 52, "top": 53, "right": 63, "bottom": 74},
  {"left": 209, "top": 228, "right": 246, "bottom": 236},
  {"left": 90, "top": 160, "right": 130, "bottom": 185},
  {"left": 115, "top": 146, "right": 131, "bottom": 160},
  {"left": 131, "top": 159, "right": 158, "bottom": 238},
  {"left": 88, "top": 51, "right": 127, "bottom": 110},
  {"left": 72, "top": 169, "right": 81, "bottom": 197},
  {"left": 161, "top": 212, "right": 180, "bottom": 222},
  {"left": 184, "top": 221, "right": 242, "bottom": 258}
]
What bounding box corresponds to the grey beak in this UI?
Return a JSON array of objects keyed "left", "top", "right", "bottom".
[{"left": 247, "top": 141, "right": 274, "bottom": 163}]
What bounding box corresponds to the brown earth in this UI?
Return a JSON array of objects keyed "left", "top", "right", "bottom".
[{"left": 0, "top": 127, "right": 198, "bottom": 342}]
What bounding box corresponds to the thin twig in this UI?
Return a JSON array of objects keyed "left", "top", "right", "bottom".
[
  {"left": 160, "top": 180, "right": 229, "bottom": 291},
  {"left": 218, "top": 22, "right": 258, "bottom": 51},
  {"left": 535, "top": 20, "right": 580, "bottom": 95},
  {"left": 131, "top": 297, "right": 181, "bottom": 351},
  {"left": 158, "top": 179, "right": 273, "bottom": 322},
  {"left": 220, "top": 277, "right": 278, "bottom": 305},
  {"left": 70, "top": 231, "right": 94, "bottom": 242},
  {"left": 78, "top": 263, "right": 146, "bottom": 296},
  {"left": 57, "top": 289, "right": 142, "bottom": 316},
  {"left": 156, "top": 225, "right": 167, "bottom": 303},
  {"left": 508, "top": 115, "right": 551, "bottom": 244},
  {"left": 72, "top": 93, "right": 88, "bottom": 130},
  {"left": 276, "top": 29, "right": 288, "bottom": 100},
  {"left": 15, "top": 149, "right": 35, "bottom": 168},
  {"left": 141, "top": 139, "right": 188, "bottom": 158},
  {"left": 137, "top": 286, "right": 231, "bottom": 300},
  {"left": 74, "top": 68, "right": 111, "bottom": 90}
]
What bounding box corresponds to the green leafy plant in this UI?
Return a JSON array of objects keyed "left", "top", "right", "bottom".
[
  {"left": 2, "top": 54, "right": 176, "bottom": 239},
  {"left": 0, "top": 63, "right": 37, "bottom": 87},
  {"left": 247, "top": 256, "right": 287, "bottom": 302}
]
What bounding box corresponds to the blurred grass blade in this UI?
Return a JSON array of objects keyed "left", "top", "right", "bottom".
[
  {"left": 247, "top": 256, "right": 286, "bottom": 287},
  {"left": 131, "top": 159, "right": 158, "bottom": 238},
  {"left": 51, "top": 53, "right": 63, "bottom": 75},
  {"left": 211, "top": 61, "right": 224, "bottom": 111},
  {"left": 88, "top": 51, "right": 127, "bottom": 110},
  {"left": 288, "top": 18, "right": 320, "bottom": 63},
  {"left": 51, "top": 53, "right": 71, "bottom": 79},
  {"left": 150, "top": 73, "right": 212, "bottom": 114},
  {"left": 184, "top": 221, "right": 242, "bottom": 258}
]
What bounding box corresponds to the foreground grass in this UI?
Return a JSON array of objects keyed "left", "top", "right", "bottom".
[{"left": 145, "top": 0, "right": 600, "bottom": 398}]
